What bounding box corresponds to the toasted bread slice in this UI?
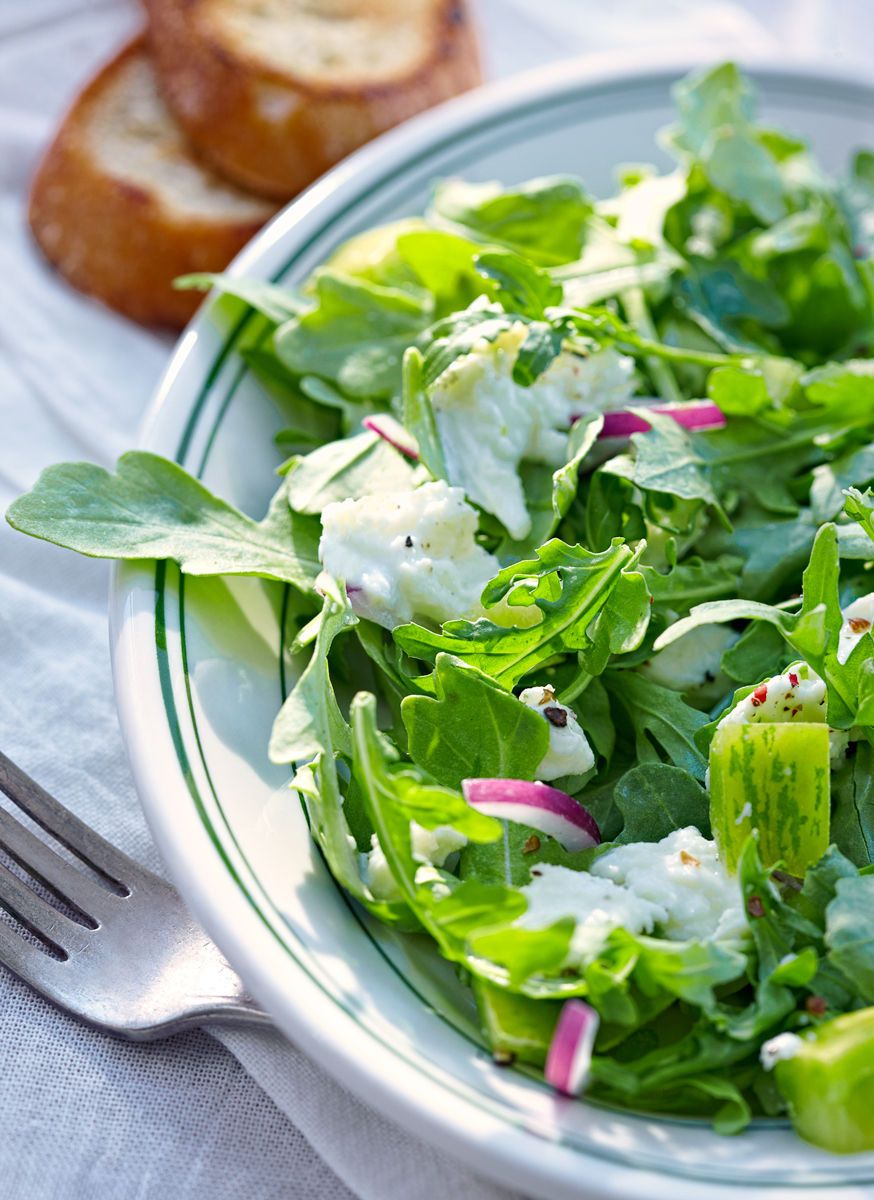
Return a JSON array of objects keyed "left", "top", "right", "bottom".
[
  {"left": 29, "top": 36, "right": 277, "bottom": 327},
  {"left": 144, "top": 0, "right": 482, "bottom": 200}
]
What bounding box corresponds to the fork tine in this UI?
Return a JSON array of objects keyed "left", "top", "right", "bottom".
[
  {"left": 0, "top": 806, "right": 105, "bottom": 926},
  {"left": 0, "top": 915, "right": 67, "bottom": 993},
  {"left": 0, "top": 752, "right": 133, "bottom": 890},
  {"left": 0, "top": 860, "right": 89, "bottom": 956}
]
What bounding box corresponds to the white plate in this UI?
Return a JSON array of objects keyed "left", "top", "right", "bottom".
[{"left": 110, "top": 53, "right": 874, "bottom": 1200}]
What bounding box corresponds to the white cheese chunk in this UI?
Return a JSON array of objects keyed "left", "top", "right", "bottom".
[
  {"left": 717, "top": 661, "right": 826, "bottom": 728},
  {"left": 760, "top": 1032, "right": 804, "bottom": 1071},
  {"left": 517, "top": 865, "right": 662, "bottom": 963},
  {"left": 838, "top": 593, "right": 874, "bottom": 665},
  {"left": 517, "top": 826, "right": 744, "bottom": 966},
  {"left": 429, "top": 316, "right": 634, "bottom": 539},
  {"left": 518, "top": 684, "right": 595, "bottom": 780},
  {"left": 319, "top": 480, "right": 499, "bottom": 630},
  {"left": 590, "top": 827, "right": 746, "bottom": 943},
  {"left": 638, "top": 625, "right": 738, "bottom": 703},
  {"left": 365, "top": 823, "right": 466, "bottom": 903}
]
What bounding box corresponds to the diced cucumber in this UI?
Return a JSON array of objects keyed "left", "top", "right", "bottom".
[
  {"left": 473, "top": 978, "right": 561, "bottom": 1066},
  {"left": 774, "top": 1008, "right": 874, "bottom": 1153},
  {"left": 709, "top": 722, "right": 829, "bottom": 875}
]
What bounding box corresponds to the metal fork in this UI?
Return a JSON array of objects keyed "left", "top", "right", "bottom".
[{"left": 0, "top": 750, "right": 268, "bottom": 1038}]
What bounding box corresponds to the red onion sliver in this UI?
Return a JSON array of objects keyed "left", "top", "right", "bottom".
[
  {"left": 363, "top": 414, "right": 420, "bottom": 460},
  {"left": 545, "top": 1000, "right": 600, "bottom": 1096},
  {"left": 598, "top": 402, "right": 726, "bottom": 440},
  {"left": 461, "top": 778, "right": 600, "bottom": 852}
]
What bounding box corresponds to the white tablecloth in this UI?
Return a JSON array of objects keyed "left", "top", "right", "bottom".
[{"left": 0, "top": 2, "right": 871, "bottom": 1196}]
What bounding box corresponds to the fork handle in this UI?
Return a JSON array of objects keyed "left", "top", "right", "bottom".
[{"left": 104, "top": 932, "right": 273, "bottom": 1041}]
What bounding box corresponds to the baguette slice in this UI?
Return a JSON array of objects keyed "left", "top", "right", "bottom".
[
  {"left": 144, "top": 0, "right": 482, "bottom": 200},
  {"left": 29, "top": 36, "right": 277, "bottom": 327}
]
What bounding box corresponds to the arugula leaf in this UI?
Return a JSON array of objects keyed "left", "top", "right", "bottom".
[
  {"left": 269, "top": 579, "right": 357, "bottom": 765},
  {"left": 705, "top": 131, "right": 786, "bottom": 226},
  {"left": 604, "top": 672, "right": 709, "bottom": 778},
  {"left": 674, "top": 258, "right": 788, "bottom": 350},
  {"left": 577, "top": 568, "right": 652, "bottom": 677},
  {"left": 831, "top": 743, "right": 874, "bottom": 868},
  {"left": 401, "top": 654, "right": 548, "bottom": 790},
  {"left": 395, "top": 538, "right": 642, "bottom": 688},
  {"left": 736, "top": 838, "right": 821, "bottom": 978},
  {"left": 826, "top": 876, "right": 874, "bottom": 1002},
  {"left": 628, "top": 408, "right": 728, "bottom": 524},
  {"left": 845, "top": 486, "right": 874, "bottom": 543},
  {"left": 459, "top": 819, "right": 597, "bottom": 889},
  {"left": 809, "top": 444, "right": 874, "bottom": 524},
  {"left": 632, "top": 933, "right": 745, "bottom": 1011},
  {"left": 720, "top": 622, "right": 787, "bottom": 684},
  {"left": 497, "top": 415, "right": 605, "bottom": 560},
  {"left": 612, "top": 764, "right": 711, "bottom": 842},
  {"left": 667, "top": 62, "right": 756, "bottom": 157},
  {"left": 707, "top": 364, "right": 771, "bottom": 416},
  {"left": 432, "top": 176, "right": 593, "bottom": 266},
  {"left": 350, "top": 691, "right": 561, "bottom": 984},
  {"left": 642, "top": 554, "right": 743, "bottom": 617},
  {"left": 419, "top": 306, "right": 516, "bottom": 387},
  {"left": 274, "top": 271, "right": 430, "bottom": 399},
  {"left": 804, "top": 360, "right": 874, "bottom": 409},
  {"left": 796, "top": 846, "right": 860, "bottom": 928},
  {"left": 475, "top": 249, "right": 563, "bottom": 318},
  {"left": 467, "top": 922, "right": 575, "bottom": 987},
  {"left": 400, "top": 347, "right": 447, "bottom": 479},
  {"left": 395, "top": 229, "right": 492, "bottom": 316},
  {"left": 278, "top": 583, "right": 413, "bottom": 925},
  {"left": 174, "top": 273, "right": 303, "bottom": 324},
  {"left": 284, "top": 430, "right": 417, "bottom": 514},
  {"left": 240, "top": 349, "right": 354, "bottom": 447},
  {"left": 425, "top": 880, "right": 527, "bottom": 939},
  {"left": 5, "top": 452, "right": 321, "bottom": 592},
  {"left": 571, "top": 675, "right": 615, "bottom": 763},
  {"left": 511, "top": 320, "right": 572, "bottom": 389}
]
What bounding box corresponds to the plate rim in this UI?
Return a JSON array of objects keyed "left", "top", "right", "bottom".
[{"left": 110, "top": 50, "right": 874, "bottom": 1200}]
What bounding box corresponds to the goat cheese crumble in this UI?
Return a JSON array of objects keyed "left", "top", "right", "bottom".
[
  {"left": 429, "top": 316, "right": 634, "bottom": 539},
  {"left": 713, "top": 660, "right": 850, "bottom": 769},
  {"left": 838, "top": 592, "right": 874, "bottom": 665},
  {"left": 517, "top": 827, "right": 744, "bottom": 965},
  {"left": 366, "top": 823, "right": 466, "bottom": 902},
  {"left": 760, "top": 1032, "right": 804, "bottom": 1071},
  {"left": 717, "top": 661, "right": 826, "bottom": 728},
  {"left": 639, "top": 624, "right": 738, "bottom": 704},
  {"left": 319, "top": 481, "right": 499, "bottom": 629},
  {"left": 518, "top": 685, "right": 595, "bottom": 780}
]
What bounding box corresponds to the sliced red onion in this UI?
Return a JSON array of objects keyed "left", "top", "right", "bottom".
[
  {"left": 363, "top": 414, "right": 420, "bottom": 460},
  {"left": 461, "top": 778, "right": 600, "bottom": 852},
  {"left": 545, "top": 1000, "right": 600, "bottom": 1096},
  {"left": 597, "top": 401, "right": 726, "bottom": 440}
]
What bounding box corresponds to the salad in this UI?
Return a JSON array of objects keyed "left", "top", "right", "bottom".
[{"left": 10, "top": 63, "right": 874, "bottom": 1151}]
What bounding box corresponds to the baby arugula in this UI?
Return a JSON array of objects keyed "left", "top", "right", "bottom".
[
  {"left": 395, "top": 538, "right": 649, "bottom": 688},
  {"left": 401, "top": 654, "right": 549, "bottom": 790},
  {"left": 7, "top": 451, "right": 321, "bottom": 592}
]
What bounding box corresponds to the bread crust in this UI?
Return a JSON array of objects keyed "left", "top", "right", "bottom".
[
  {"left": 28, "top": 37, "right": 275, "bottom": 328},
  {"left": 144, "top": 0, "right": 482, "bottom": 200}
]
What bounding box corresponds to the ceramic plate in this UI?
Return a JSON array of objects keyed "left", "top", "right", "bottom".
[{"left": 110, "top": 53, "right": 874, "bottom": 1200}]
